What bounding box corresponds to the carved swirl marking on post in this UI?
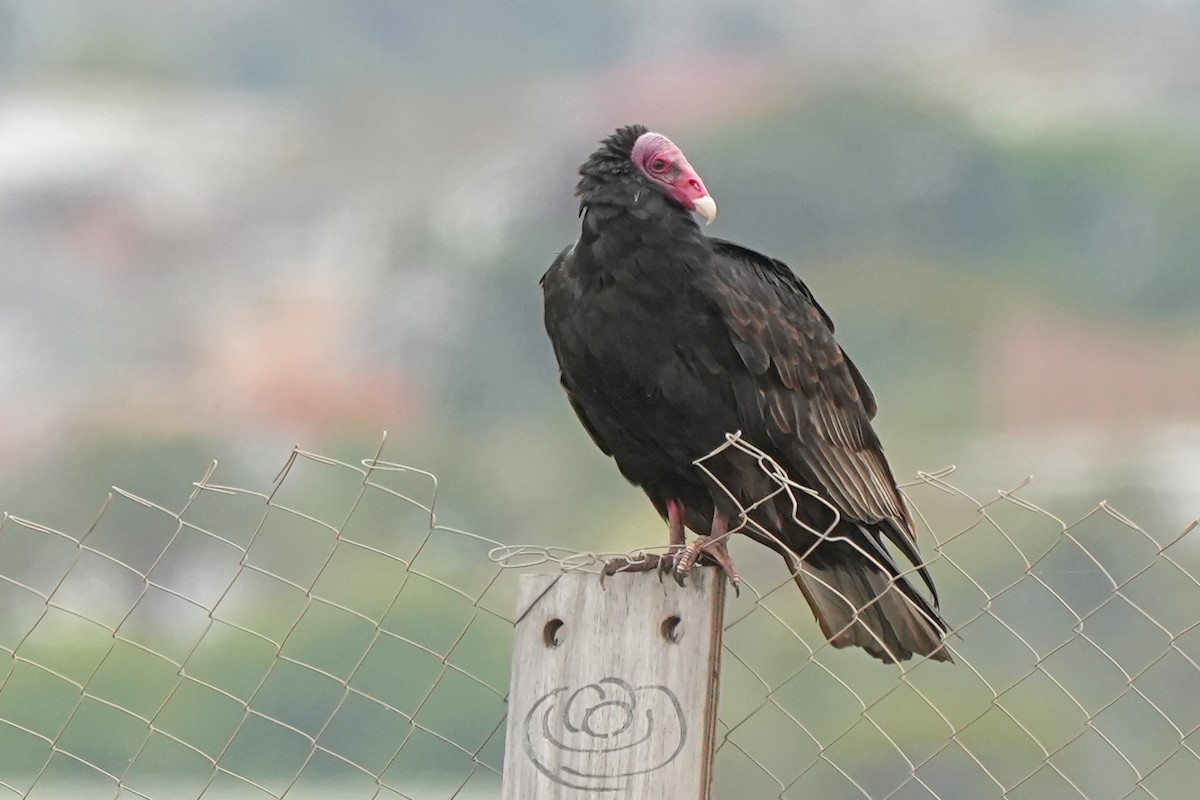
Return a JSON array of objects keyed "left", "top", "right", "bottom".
[{"left": 522, "top": 677, "right": 687, "bottom": 791}]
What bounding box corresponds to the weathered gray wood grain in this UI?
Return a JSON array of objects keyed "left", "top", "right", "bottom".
[{"left": 502, "top": 568, "right": 726, "bottom": 799}]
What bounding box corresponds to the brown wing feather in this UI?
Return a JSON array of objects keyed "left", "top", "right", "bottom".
[{"left": 705, "top": 243, "right": 922, "bottom": 558}]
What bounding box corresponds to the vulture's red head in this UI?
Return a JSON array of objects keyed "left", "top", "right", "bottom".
[
  {"left": 629, "top": 131, "right": 716, "bottom": 224},
  {"left": 578, "top": 125, "right": 717, "bottom": 225}
]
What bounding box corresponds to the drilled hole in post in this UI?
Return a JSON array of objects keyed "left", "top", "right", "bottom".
[
  {"left": 661, "top": 615, "right": 682, "bottom": 643},
  {"left": 543, "top": 618, "right": 564, "bottom": 647}
]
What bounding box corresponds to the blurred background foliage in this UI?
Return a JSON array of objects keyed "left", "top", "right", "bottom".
[{"left": 1, "top": 1, "right": 1199, "bottom": 796}]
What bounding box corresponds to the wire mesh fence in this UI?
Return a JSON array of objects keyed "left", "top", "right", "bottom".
[
  {"left": 0, "top": 437, "right": 1197, "bottom": 798},
  {"left": 695, "top": 435, "right": 1200, "bottom": 800}
]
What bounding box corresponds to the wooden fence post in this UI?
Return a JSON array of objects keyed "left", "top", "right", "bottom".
[{"left": 502, "top": 568, "right": 726, "bottom": 799}]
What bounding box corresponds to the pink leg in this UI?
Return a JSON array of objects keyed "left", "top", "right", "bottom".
[
  {"left": 667, "top": 500, "right": 687, "bottom": 548},
  {"left": 656, "top": 500, "right": 689, "bottom": 581}
]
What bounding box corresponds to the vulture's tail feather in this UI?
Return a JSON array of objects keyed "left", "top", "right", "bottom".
[{"left": 790, "top": 551, "right": 952, "bottom": 664}]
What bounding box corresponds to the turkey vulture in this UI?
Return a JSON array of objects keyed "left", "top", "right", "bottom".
[{"left": 541, "top": 125, "right": 950, "bottom": 664}]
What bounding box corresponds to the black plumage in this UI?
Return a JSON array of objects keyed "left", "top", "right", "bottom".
[{"left": 542, "top": 125, "right": 950, "bottom": 663}]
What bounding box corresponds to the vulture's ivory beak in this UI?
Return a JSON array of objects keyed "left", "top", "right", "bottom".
[{"left": 692, "top": 194, "right": 717, "bottom": 225}]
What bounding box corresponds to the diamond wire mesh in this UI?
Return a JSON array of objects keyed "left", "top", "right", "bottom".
[
  {"left": 1, "top": 437, "right": 1198, "bottom": 799},
  {"left": 0, "top": 441, "right": 514, "bottom": 800},
  {"left": 699, "top": 435, "right": 1200, "bottom": 800}
]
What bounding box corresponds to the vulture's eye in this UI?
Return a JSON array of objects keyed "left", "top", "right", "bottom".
[{"left": 650, "top": 158, "right": 667, "bottom": 173}]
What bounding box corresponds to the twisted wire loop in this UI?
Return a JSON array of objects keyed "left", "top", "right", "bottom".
[{"left": 1, "top": 432, "right": 1197, "bottom": 798}]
